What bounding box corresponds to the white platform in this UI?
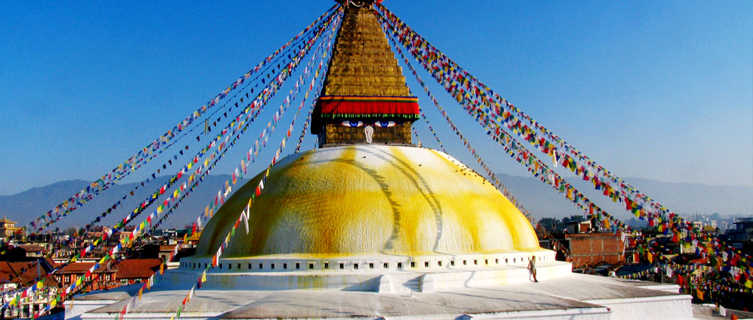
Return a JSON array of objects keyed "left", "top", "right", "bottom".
[{"left": 69, "top": 270, "right": 693, "bottom": 319}]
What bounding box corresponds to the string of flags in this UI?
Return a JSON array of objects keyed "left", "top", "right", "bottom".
[
  {"left": 38, "top": 50, "right": 301, "bottom": 257},
  {"left": 377, "top": 1, "right": 753, "bottom": 290},
  {"left": 380, "top": 4, "right": 627, "bottom": 229},
  {"left": 160, "top": 12, "right": 340, "bottom": 320},
  {"left": 37, "top": 2, "right": 336, "bottom": 257},
  {"left": 17, "top": 13, "right": 339, "bottom": 319},
  {"left": 386, "top": 23, "right": 534, "bottom": 220},
  {"left": 377, "top": 3, "right": 661, "bottom": 229},
  {"left": 151, "top": 25, "right": 333, "bottom": 243},
  {"left": 147, "top": 32, "right": 330, "bottom": 235},
  {"left": 617, "top": 262, "right": 753, "bottom": 294},
  {"left": 416, "top": 113, "right": 448, "bottom": 154},
  {"left": 90, "top": 14, "right": 336, "bottom": 320},
  {"left": 295, "top": 106, "right": 315, "bottom": 154},
  {"left": 37, "top": 32, "right": 316, "bottom": 235},
  {"left": 28, "top": 4, "right": 339, "bottom": 234}
]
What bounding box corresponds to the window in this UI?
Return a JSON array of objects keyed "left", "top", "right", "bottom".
[
  {"left": 259, "top": 263, "right": 263, "bottom": 269},
  {"left": 424, "top": 261, "right": 429, "bottom": 268},
  {"left": 369, "top": 263, "right": 374, "bottom": 269},
  {"left": 309, "top": 263, "right": 314, "bottom": 269},
  {"left": 397, "top": 262, "right": 403, "bottom": 269},
  {"left": 438, "top": 261, "right": 443, "bottom": 267},
  {"left": 295, "top": 263, "right": 300, "bottom": 270},
  {"left": 339, "top": 263, "right": 344, "bottom": 270},
  {"left": 283, "top": 263, "right": 287, "bottom": 269},
  {"left": 410, "top": 261, "right": 415, "bottom": 268},
  {"left": 354, "top": 264, "right": 359, "bottom": 270},
  {"left": 249, "top": 263, "right": 253, "bottom": 270},
  {"left": 324, "top": 262, "right": 329, "bottom": 269},
  {"left": 473, "top": 259, "right": 478, "bottom": 265},
  {"left": 271, "top": 263, "right": 275, "bottom": 270},
  {"left": 383, "top": 262, "right": 389, "bottom": 268}
]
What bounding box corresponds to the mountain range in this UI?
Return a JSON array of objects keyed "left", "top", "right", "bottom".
[{"left": 0, "top": 174, "right": 750, "bottom": 230}]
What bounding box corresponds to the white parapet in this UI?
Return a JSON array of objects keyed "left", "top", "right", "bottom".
[{"left": 162, "top": 250, "right": 568, "bottom": 293}]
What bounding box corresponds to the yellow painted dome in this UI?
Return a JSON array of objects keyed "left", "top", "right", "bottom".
[{"left": 195, "top": 145, "right": 540, "bottom": 258}]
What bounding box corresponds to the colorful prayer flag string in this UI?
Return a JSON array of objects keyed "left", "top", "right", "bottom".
[{"left": 28, "top": 4, "right": 341, "bottom": 234}]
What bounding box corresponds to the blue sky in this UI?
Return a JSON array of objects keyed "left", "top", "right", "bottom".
[{"left": 0, "top": 0, "right": 750, "bottom": 196}]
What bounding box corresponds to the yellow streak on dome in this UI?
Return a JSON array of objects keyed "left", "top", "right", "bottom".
[{"left": 195, "top": 145, "right": 540, "bottom": 259}]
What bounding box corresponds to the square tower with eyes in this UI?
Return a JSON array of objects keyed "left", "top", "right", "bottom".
[{"left": 312, "top": 0, "right": 418, "bottom": 146}]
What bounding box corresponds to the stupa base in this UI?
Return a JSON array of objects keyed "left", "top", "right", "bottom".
[
  {"left": 69, "top": 273, "right": 693, "bottom": 320},
  {"left": 173, "top": 250, "right": 564, "bottom": 292}
]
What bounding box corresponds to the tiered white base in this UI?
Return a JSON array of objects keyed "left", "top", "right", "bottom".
[
  {"left": 173, "top": 250, "right": 565, "bottom": 292},
  {"left": 68, "top": 257, "right": 694, "bottom": 319}
]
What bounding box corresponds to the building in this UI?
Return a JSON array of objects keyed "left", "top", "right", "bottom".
[
  {"left": 55, "top": 262, "right": 117, "bottom": 292},
  {"left": 723, "top": 217, "right": 753, "bottom": 248},
  {"left": 114, "top": 259, "right": 162, "bottom": 285},
  {"left": 16, "top": 244, "right": 45, "bottom": 258},
  {"left": 565, "top": 220, "right": 592, "bottom": 234},
  {"left": 0, "top": 259, "right": 56, "bottom": 290},
  {"left": 565, "top": 232, "right": 626, "bottom": 268},
  {"left": 69, "top": 1, "right": 693, "bottom": 319},
  {"left": 53, "top": 259, "right": 161, "bottom": 293},
  {"left": 0, "top": 259, "right": 60, "bottom": 319},
  {"left": 158, "top": 245, "right": 177, "bottom": 263},
  {"left": 0, "top": 217, "right": 23, "bottom": 241}
]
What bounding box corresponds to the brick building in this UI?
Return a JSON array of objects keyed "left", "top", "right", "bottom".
[
  {"left": 53, "top": 258, "right": 161, "bottom": 292},
  {"left": 55, "top": 262, "right": 117, "bottom": 291},
  {"left": 565, "top": 232, "right": 625, "bottom": 268},
  {"left": 115, "top": 259, "right": 162, "bottom": 285}
]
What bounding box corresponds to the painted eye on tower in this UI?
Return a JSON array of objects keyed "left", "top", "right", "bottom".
[
  {"left": 374, "top": 121, "right": 396, "bottom": 128},
  {"left": 341, "top": 120, "right": 364, "bottom": 127}
]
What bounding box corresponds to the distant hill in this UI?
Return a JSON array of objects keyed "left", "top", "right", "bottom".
[
  {"left": 0, "top": 175, "right": 248, "bottom": 230},
  {"left": 0, "top": 174, "right": 750, "bottom": 230},
  {"left": 493, "top": 173, "right": 753, "bottom": 219}
]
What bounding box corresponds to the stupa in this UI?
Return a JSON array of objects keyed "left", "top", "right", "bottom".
[{"left": 70, "top": 1, "right": 694, "bottom": 319}]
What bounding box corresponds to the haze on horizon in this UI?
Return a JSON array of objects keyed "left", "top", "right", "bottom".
[{"left": 0, "top": 0, "right": 751, "bottom": 196}]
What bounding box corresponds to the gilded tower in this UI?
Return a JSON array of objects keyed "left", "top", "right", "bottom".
[{"left": 312, "top": 0, "right": 419, "bottom": 146}]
